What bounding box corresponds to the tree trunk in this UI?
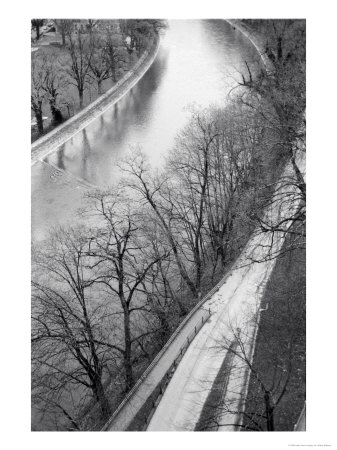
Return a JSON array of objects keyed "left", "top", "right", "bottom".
[
  {"left": 162, "top": 270, "right": 188, "bottom": 316},
  {"left": 49, "top": 100, "right": 63, "bottom": 125},
  {"left": 144, "top": 191, "right": 198, "bottom": 298},
  {"left": 158, "top": 310, "right": 171, "bottom": 344},
  {"left": 195, "top": 247, "right": 202, "bottom": 291},
  {"left": 219, "top": 244, "right": 226, "bottom": 269},
  {"left": 92, "top": 377, "right": 111, "bottom": 418},
  {"left": 97, "top": 79, "right": 102, "bottom": 95},
  {"left": 264, "top": 391, "right": 275, "bottom": 431},
  {"left": 172, "top": 241, "right": 198, "bottom": 297},
  {"left": 222, "top": 219, "right": 234, "bottom": 268},
  {"left": 35, "top": 109, "right": 44, "bottom": 134},
  {"left": 176, "top": 298, "right": 188, "bottom": 316},
  {"left": 123, "top": 308, "right": 134, "bottom": 392},
  {"left": 111, "top": 66, "right": 116, "bottom": 83},
  {"left": 277, "top": 36, "right": 283, "bottom": 60},
  {"left": 194, "top": 147, "right": 209, "bottom": 290},
  {"left": 79, "top": 89, "right": 84, "bottom": 108}
]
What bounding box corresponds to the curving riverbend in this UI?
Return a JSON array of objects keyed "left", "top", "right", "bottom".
[{"left": 32, "top": 20, "right": 260, "bottom": 241}]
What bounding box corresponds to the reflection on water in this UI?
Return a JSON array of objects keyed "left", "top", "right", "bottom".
[
  {"left": 44, "top": 20, "right": 259, "bottom": 187},
  {"left": 32, "top": 20, "right": 260, "bottom": 241},
  {"left": 31, "top": 20, "right": 262, "bottom": 428}
]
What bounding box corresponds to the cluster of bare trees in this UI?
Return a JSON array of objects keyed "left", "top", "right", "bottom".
[
  {"left": 31, "top": 53, "right": 67, "bottom": 132},
  {"left": 235, "top": 19, "right": 306, "bottom": 261},
  {"left": 63, "top": 22, "right": 129, "bottom": 108},
  {"left": 200, "top": 19, "right": 306, "bottom": 432},
  {"left": 32, "top": 19, "right": 306, "bottom": 430},
  {"left": 120, "top": 105, "right": 274, "bottom": 297},
  {"left": 119, "top": 19, "right": 166, "bottom": 56},
  {"left": 32, "top": 188, "right": 174, "bottom": 429},
  {"left": 31, "top": 99, "right": 287, "bottom": 429},
  {"left": 31, "top": 20, "right": 165, "bottom": 134}
]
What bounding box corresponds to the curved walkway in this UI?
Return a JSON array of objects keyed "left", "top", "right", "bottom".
[
  {"left": 102, "top": 20, "right": 305, "bottom": 432},
  {"left": 102, "top": 266, "right": 238, "bottom": 431},
  {"left": 146, "top": 22, "right": 305, "bottom": 431},
  {"left": 31, "top": 36, "right": 160, "bottom": 165},
  {"left": 146, "top": 157, "right": 304, "bottom": 431},
  {"left": 102, "top": 21, "right": 277, "bottom": 431},
  {"left": 225, "top": 20, "right": 274, "bottom": 75}
]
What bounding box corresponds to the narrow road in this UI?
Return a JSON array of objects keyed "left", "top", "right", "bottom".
[
  {"left": 146, "top": 156, "right": 305, "bottom": 431},
  {"left": 102, "top": 154, "right": 305, "bottom": 432},
  {"left": 146, "top": 236, "right": 273, "bottom": 430}
]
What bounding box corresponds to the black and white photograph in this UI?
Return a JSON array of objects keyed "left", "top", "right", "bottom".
[
  {"left": 2, "top": 0, "right": 337, "bottom": 449},
  {"left": 30, "top": 15, "right": 307, "bottom": 433}
]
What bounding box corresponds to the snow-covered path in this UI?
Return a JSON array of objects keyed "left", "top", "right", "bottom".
[
  {"left": 146, "top": 237, "right": 275, "bottom": 431},
  {"left": 147, "top": 156, "right": 305, "bottom": 431},
  {"left": 102, "top": 154, "right": 305, "bottom": 432}
]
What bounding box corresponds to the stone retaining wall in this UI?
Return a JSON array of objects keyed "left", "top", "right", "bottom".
[
  {"left": 100, "top": 20, "right": 276, "bottom": 432},
  {"left": 31, "top": 35, "right": 160, "bottom": 164},
  {"left": 225, "top": 20, "right": 274, "bottom": 74}
]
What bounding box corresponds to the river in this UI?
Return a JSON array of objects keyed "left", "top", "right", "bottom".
[{"left": 31, "top": 19, "right": 260, "bottom": 242}]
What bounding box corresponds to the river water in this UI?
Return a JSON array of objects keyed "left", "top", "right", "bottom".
[{"left": 31, "top": 20, "right": 260, "bottom": 241}]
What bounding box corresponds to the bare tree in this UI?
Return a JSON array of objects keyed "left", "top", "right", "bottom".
[
  {"left": 121, "top": 152, "right": 199, "bottom": 299},
  {"left": 85, "top": 34, "right": 111, "bottom": 95},
  {"left": 54, "top": 19, "right": 74, "bottom": 46},
  {"left": 104, "top": 28, "right": 128, "bottom": 82},
  {"left": 32, "top": 384, "right": 82, "bottom": 431},
  {"left": 197, "top": 234, "right": 305, "bottom": 432},
  {"left": 120, "top": 106, "right": 264, "bottom": 298},
  {"left": 83, "top": 189, "right": 170, "bottom": 391},
  {"left": 195, "top": 322, "right": 298, "bottom": 432},
  {"left": 120, "top": 102, "right": 260, "bottom": 298},
  {"left": 167, "top": 110, "right": 221, "bottom": 290},
  {"left": 64, "top": 30, "right": 93, "bottom": 108},
  {"left": 32, "top": 228, "right": 115, "bottom": 422},
  {"left": 31, "top": 19, "right": 44, "bottom": 41},
  {"left": 41, "top": 53, "right": 67, "bottom": 124},
  {"left": 31, "top": 54, "right": 46, "bottom": 134},
  {"left": 166, "top": 106, "right": 261, "bottom": 282},
  {"left": 237, "top": 20, "right": 306, "bottom": 230}
]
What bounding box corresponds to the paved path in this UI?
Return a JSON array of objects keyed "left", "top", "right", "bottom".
[
  {"left": 103, "top": 275, "right": 233, "bottom": 431},
  {"left": 102, "top": 21, "right": 305, "bottom": 432},
  {"left": 146, "top": 155, "right": 305, "bottom": 431},
  {"left": 143, "top": 21, "right": 305, "bottom": 425},
  {"left": 102, "top": 154, "right": 305, "bottom": 431}
]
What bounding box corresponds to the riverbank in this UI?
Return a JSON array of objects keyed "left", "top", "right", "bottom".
[
  {"left": 31, "top": 35, "right": 160, "bottom": 165},
  {"left": 225, "top": 19, "right": 274, "bottom": 75},
  {"left": 226, "top": 19, "right": 306, "bottom": 432},
  {"left": 100, "top": 22, "right": 282, "bottom": 431},
  {"left": 31, "top": 20, "right": 260, "bottom": 241},
  {"left": 31, "top": 20, "right": 305, "bottom": 431}
]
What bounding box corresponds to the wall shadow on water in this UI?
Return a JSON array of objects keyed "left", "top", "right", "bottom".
[
  {"left": 43, "top": 20, "right": 261, "bottom": 189},
  {"left": 101, "top": 48, "right": 169, "bottom": 150},
  {"left": 56, "top": 144, "right": 66, "bottom": 171},
  {"left": 45, "top": 47, "right": 168, "bottom": 187}
]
